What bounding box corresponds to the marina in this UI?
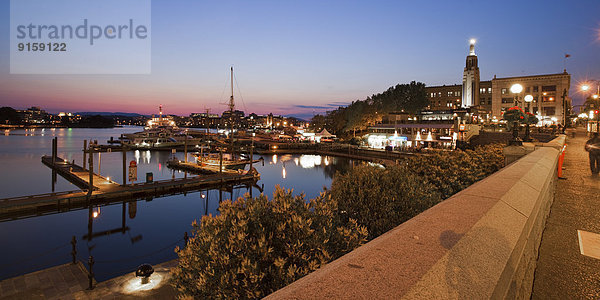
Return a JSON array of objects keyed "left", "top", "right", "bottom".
[{"left": 0, "top": 127, "right": 363, "bottom": 282}]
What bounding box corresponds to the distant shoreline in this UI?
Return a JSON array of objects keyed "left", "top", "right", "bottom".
[{"left": 0, "top": 124, "right": 121, "bottom": 129}]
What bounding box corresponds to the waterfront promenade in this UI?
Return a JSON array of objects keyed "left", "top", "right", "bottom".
[
  {"left": 4, "top": 131, "right": 600, "bottom": 298},
  {"left": 532, "top": 129, "right": 600, "bottom": 299}
]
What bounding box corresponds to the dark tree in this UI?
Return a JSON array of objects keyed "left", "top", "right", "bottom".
[{"left": 0, "top": 107, "right": 20, "bottom": 124}]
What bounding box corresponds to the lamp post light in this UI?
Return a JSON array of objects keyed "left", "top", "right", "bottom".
[
  {"left": 524, "top": 94, "right": 534, "bottom": 113},
  {"left": 581, "top": 80, "right": 600, "bottom": 133},
  {"left": 523, "top": 95, "right": 534, "bottom": 142},
  {"left": 511, "top": 83, "right": 524, "bottom": 107},
  {"left": 508, "top": 84, "right": 524, "bottom": 145}
]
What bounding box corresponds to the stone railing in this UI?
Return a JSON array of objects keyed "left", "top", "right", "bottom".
[{"left": 267, "top": 137, "right": 564, "bottom": 299}]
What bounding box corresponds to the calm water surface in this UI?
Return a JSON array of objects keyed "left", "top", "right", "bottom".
[{"left": 0, "top": 127, "right": 358, "bottom": 281}]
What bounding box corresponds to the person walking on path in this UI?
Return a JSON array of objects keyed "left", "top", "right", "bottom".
[{"left": 585, "top": 132, "right": 600, "bottom": 174}]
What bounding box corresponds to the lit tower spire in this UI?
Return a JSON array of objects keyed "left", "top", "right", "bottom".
[{"left": 462, "top": 39, "right": 480, "bottom": 108}]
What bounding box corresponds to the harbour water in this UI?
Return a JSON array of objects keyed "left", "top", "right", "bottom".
[{"left": 0, "top": 127, "right": 358, "bottom": 281}]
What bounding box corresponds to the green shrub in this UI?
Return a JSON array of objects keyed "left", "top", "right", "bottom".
[
  {"left": 330, "top": 164, "right": 441, "bottom": 239},
  {"left": 171, "top": 144, "right": 505, "bottom": 297},
  {"left": 171, "top": 186, "right": 368, "bottom": 299},
  {"left": 405, "top": 144, "right": 504, "bottom": 199}
]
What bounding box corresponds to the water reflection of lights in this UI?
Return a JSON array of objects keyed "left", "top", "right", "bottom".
[
  {"left": 141, "top": 150, "right": 151, "bottom": 164},
  {"left": 92, "top": 207, "right": 101, "bottom": 218},
  {"left": 201, "top": 193, "right": 206, "bottom": 199},
  {"left": 298, "top": 155, "right": 322, "bottom": 169},
  {"left": 282, "top": 165, "right": 286, "bottom": 179},
  {"left": 324, "top": 157, "right": 329, "bottom": 166},
  {"left": 272, "top": 154, "right": 277, "bottom": 165},
  {"left": 135, "top": 150, "right": 141, "bottom": 164},
  {"left": 294, "top": 158, "right": 299, "bottom": 166},
  {"left": 121, "top": 273, "right": 164, "bottom": 294}
]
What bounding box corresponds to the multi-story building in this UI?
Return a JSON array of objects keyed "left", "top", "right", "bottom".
[
  {"left": 426, "top": 84, "right": 462, "bottom": 110},
  {"left": 425, "top": 41, "right": 571, "bottom": 124},
  {"left": 491, "top": 72, "right": 571, "bottom": 123}
]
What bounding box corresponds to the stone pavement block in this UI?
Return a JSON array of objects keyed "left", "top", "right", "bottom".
[
  {"left": 546, "top": 201, "right": 600, "bottom": 233},
  {"left": 500, "top": 180, "right": 540, "bottom": 217},
  {"left": 462, "top": 176, "right": 519, "bottom": 200},
  {"left": 533, "top": 255, "right": 600, "bottom": 300},
  {"left": 536, "top": 222, "right": 600, "bottom": 268},
  {"left": 519, "top": 163, "right": 552, "bottom": 191}
]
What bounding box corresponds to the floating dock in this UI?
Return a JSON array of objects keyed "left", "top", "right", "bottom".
[{"left": 0, "top": 155, "right": 259, "bottom": 222}]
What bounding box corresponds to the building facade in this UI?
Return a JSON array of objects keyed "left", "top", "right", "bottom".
[
  {"left": 491, "top": 72, "right": 571, "bottom": 123},
  {"left": 425, "top": 41, "right": 571, "bottom": 124}
]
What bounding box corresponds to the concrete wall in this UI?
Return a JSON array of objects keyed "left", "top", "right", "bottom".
[{"left": 267, "top": 138, "right": 564, "bottom": 300}]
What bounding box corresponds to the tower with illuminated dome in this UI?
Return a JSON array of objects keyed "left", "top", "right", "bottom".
[{"left": 462, "top": 39, "right": 480, "bottom": 108}]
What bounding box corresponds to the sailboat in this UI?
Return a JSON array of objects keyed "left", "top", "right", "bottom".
[{"left": 191, "top": 67, "right": 260, "bottom": 172}]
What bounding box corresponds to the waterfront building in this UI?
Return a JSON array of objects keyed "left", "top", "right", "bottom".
[
  {"left": 425, "top": 41, "right": 571, "bottom": 125},
  {"left": 490, "top": 72, "right": 571, "bottom": 125}
]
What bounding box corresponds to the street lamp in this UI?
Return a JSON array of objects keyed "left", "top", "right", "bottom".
[
  {"left": 511, "top": 83, "right": 524, "bottom": 107},
  {"left": 580, "top": 80, "right": 600, "bottom": 133},
  {"left": 523, "top": 95, "right": 534, "bottom": 142},
  {"left": 507, "top": 84, "right": 525, "bottom": 145},
  {"left": 524, "top": 94, "right": 534, "bottom": 113}
]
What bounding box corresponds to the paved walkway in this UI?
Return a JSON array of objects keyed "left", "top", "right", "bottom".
[
  {"left": 533, "top": 129, "right": 600, "bottom": 299},
  {"left": 0, "top": 262, "right": 91, "bottom": 300},
  {"left": 0, "top": 260, "right": 177, "bottom": 299}
]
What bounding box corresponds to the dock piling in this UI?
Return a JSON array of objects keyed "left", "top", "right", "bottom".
[
  {"left": 88, "top": 146, "right": 93, "bottom": 196},
  {"left": 83, "top": 140, "right": 87, "bottom": 170},
  {"left": 184, "top": 134, "right": 188, "bottom": 163},
  {"left": 87, "top": 256, "right": 94, "bottom": 290},
  {"left": 122, "top": 145, "right": 127, "bottom": 186},
  {"left": 51, "top": 137, "right": 57, "bottom": 165},
  {"left": 219, "top": 149, "right": 223, "bottom": 174},
  {"left": 71, "top": 236, "right": 77, "bottom": 264}
]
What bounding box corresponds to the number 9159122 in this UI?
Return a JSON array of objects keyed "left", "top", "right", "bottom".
[{"left": 18, "top": 43, "right": 66, "bottom": 52}]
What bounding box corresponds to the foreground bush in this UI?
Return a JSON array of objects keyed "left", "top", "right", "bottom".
[
  {"left": 171, "top": 187, "right": 368, "bottom": 299},
  {"left": 330, "top": 164, "right": 441, "bottom": 239},
  {"left": 406, "top": 144, "right": 504, "bottom": 199}
]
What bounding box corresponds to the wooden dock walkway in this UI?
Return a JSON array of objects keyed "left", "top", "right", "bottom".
[
  {"left": 42, "top": 155, "right": 119, "bottom": 191},
  {"left": 0, "top": 156, "right": 260, "bottom": 222}
]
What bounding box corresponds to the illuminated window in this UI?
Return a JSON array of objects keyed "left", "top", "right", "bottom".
[
  {"left": 542, "top": 85, "right": 556, "bottom": 92},
  {"left": 542, "top": 96, "right": 555, "bottom": 102},
  {"left": 501, "top": 88, "right": 508, "bottom": 94}
]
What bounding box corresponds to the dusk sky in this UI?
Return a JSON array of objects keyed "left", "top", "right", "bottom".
[{"left": 1, "top": 0, "right": 599, "bottom": 119}]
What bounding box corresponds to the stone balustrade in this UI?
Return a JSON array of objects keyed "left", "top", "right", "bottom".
[{"left": 267, "top": 136, "right": 564, "bottom": 299}]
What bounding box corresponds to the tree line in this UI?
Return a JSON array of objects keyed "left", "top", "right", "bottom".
[{"left": 310, "top": 81, "right": 429, "bottom": 138}]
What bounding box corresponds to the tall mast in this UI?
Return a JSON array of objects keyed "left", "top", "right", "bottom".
[
  {"left": 229, "top": 67, "right": 235, "bottom": 113},
  {"left": 229, "top": 67, "right": 235, "bottom": 159}
]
